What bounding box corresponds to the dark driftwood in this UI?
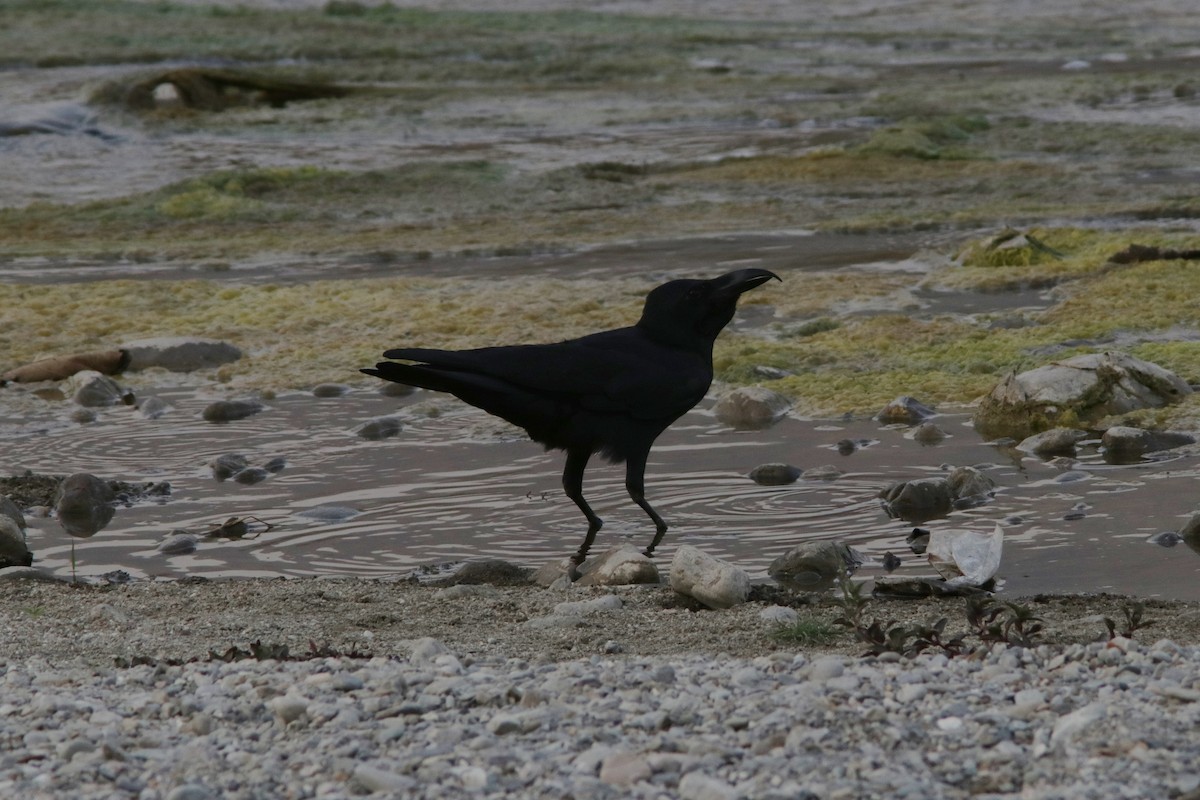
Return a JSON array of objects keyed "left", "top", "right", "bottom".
[
  {"left": 1, "top": 349, "right": 129, "bottom": 385},
  {"left": 122, "top": 68, "right": 354, "bottom": 112},
  {"left": 1109, "top": 243, "right": 1200, "bottom": 264}
]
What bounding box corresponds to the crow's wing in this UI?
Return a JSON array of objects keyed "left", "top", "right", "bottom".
[{"left": 377, "top": 327, "right": 710, "bottom": 421}]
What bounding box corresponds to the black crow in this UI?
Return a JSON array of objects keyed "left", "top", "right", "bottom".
[{"left": 362, "top": 267, "right": 780, "bottom": 569}]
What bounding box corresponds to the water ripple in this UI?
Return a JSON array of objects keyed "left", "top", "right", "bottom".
[{"left": 7, "top": 389, "right": 1200, "bottom": 599}]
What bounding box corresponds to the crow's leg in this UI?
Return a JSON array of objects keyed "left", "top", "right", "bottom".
[
  {"left": 625, "top": 450, "right": 668, "bottom": 557},
  {"left": 563, "top": 448, "right": 602, "bottom": 574}
]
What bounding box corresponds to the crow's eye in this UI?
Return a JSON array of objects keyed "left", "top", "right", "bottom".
[{"left": 685, "top": 286, "right": 704, "bottom": 300}]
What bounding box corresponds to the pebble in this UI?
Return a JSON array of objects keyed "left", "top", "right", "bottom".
[
  {"left": 201, "top": 399, "right": 264, "bottom": 423},
  {"left": 2, "top": 637, "right": 1199, "bottom": 798}
]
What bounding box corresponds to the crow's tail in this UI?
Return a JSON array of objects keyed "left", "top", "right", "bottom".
[{"left": 360, "top": 361, "right": 464, "bottom": 394}]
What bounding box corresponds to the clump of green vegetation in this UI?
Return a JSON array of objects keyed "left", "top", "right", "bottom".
[
  {"left": 956, "top": 227, "right": 1065, "bottom": 268},
  {"left": 786, "top": 318, "right": 840, "bottom": 338},
  {"left": 770, "top": 617, "right": 841, "bottom": 646},
  {"left": 856, "top": 115, "right": 990, "bottom": 159},
  {"left": 966, "top": 596, "right": 1045, "bottom": 648},
  {"left": 1104, "top": 601, "right": 1154, "bottom": 640},
  {"left": 829, "top": 580, "right": 1045, "bottom": 658}
]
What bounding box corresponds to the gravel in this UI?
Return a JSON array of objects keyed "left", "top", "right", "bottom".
[{"left": 3, "top": 578, "right": 1200, "bottom": 798}]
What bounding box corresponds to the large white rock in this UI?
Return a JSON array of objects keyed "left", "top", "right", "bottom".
[
  {"left": 575, "top": 545, "right": 660, "bottom": 586},
  {"left": 669, "top": 545, "right": 750, "bottom": 609},
  {"left": 976, "top": 351, "right": 1191, "bottom": 436}
]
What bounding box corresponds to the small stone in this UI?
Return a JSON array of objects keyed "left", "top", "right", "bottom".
[
  {"left": 312, "top": 383, "right": 350, "bottom": 398},
  {"left": 355, "top": 416, "right": 404, "bottom": 440},
  {"left": 910, "top": 422, "right": 947, "bottom": 444},
  {"left": 876, "top": 395, "right": 936, "bottom": 424},
  {"left": 713, "top": 386, "right": 790, "bottom": 430},
  {"left": 352, "top": 764, "right": 415, "bottom": 794},
  {"left": 166, "top": 785, "right": 215, "bottom": 800},
  {"left": 138, "top": 396, "right": 172, "bottom": 419},
  {"left": 678, "top": 771, "right": 737, "bottom": 800},
  {"left": 69, "top": 371, "right": 132, "bottom": 408},
  {"left": 759, "top": 605, "right": 798, "bottom": 626},
  {"left": 202, "top": 399, "right": 264, "bottom": 423},
  {"left": 379, "top": 381, "right": 416, "bottom": 397},
  {"left": 269, "top": 696, "right": 308, "bottom": 725},
  {"left": 262, "top": 456, "right": 287, "bottom": 473},
  {"left": 210, "top": 454, "right": 249, "bottom": 481},
  {"left": 233, "top": 467, "right": 270, "bottom": 485},
  {"left": 806, "top": 656, "right": 845, "bottom": 681},
  {"left": 1016, "top": 427, "right": 1088, "bottom": 457},
  {"left": 488, "top": 713, "right": 523, "bottom": 736},
  {"left": 157, "top": 533, "right": 198, "bottom": 556},
  {"left": 748, "top": 463, "right": 802, "bottom": 485},
  {"left": 409, "top": 637, "right": 451, "bottom": 665},
  {"left": 599, "top": 751, "right": 651, "bottom": 787},
  {"left": 1050, "top": 702, "right": 1106, "bottom": 748}
]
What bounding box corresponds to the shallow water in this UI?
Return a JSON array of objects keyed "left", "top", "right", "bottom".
[{"left": 7, "top": 386, "right": 1200, "bottom": 600}]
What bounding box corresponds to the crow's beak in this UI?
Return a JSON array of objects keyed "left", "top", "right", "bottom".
[{"left": 713, "top": 268, "right": 782, "bottom": 296}]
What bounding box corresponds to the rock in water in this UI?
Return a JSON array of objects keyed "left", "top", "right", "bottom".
[
  {"left": 1101, "top": 426, "right": 1195, "bottom": 463},
  {"left": 713, "top": 386, "right": 790, "bottom": 430},
  {"left": 1016, "top": 427, "right": 1089, "bottom": 457},
  {"left": 748, "top": 463, "right": 803, "bottom": 485},
  {"left": 669, "top": 545, "right": 750, "bottom": 609},
  {"left": 69, "top": 372, "right": 133, "bottom": 407},
  {"left": 55, "top": 473, "right": 116, "bottom": 538},
  {"left": 910, "top": 422, "right": 947, "bottom": 444},
  {"left": 975, "top": 351, "right": 1191, "bottom": 438},
  {"left": 312, "top": 383, "right": 350, "bottom": 398},
  {"left": 202, "top": 399, "right": 264, "bottom": 423},
  {"left": 157, "top": 532, "right": 198, "bottom": 555},
  {"left": 880, "top": 478, "right": 954, "bottom": 522},
  {"left": 876, "top": 396, "right": 937, "bottom": 424},
  {"left": 137, "top": 396, "right": 172, "bottom": 419},
  {"left": 211, "top": 454, "right": 249, "bottom": 481},
  {"left": 355, "top": 416, "right": 403, "bottom": 440},
  {"left": 768, "top": 541, "right": 862, "bottom": 591}
]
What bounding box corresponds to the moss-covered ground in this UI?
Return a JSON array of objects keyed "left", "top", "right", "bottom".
[{"left": 1, "top": 1, "right": 1198, "bottom": 421}]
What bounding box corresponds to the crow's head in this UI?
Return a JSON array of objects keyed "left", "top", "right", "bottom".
[{"left": 637, "top": 268, "right": 780, "bottom": 352}]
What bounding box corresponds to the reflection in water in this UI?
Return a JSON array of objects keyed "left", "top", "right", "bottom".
[{"left": 5, "top": 388, "right": 1200, "bottom": 599}]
